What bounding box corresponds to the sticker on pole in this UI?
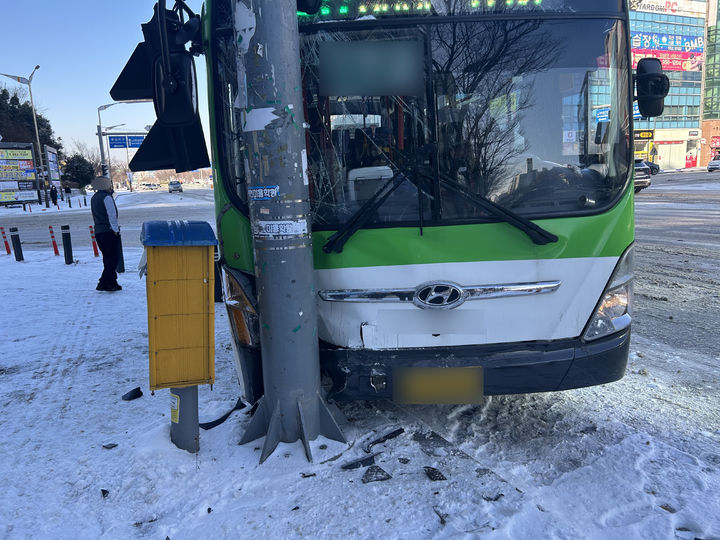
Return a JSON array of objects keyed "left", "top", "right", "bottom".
[
  {"left": 248, "top": 185, "right": 280, "bottom": 201},
  {"left": 170, "top": 393, "right": 179, "bottom": 424},
  {"left": 253, "top": 220, "right": 308, "bottom": 238}
]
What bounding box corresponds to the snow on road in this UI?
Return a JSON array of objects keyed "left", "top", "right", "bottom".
[{"left": 1, "top": 230, "right": 719, "bottom": 537}]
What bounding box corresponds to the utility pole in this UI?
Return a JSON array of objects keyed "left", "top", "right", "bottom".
[{"left": 238, "top": 0, "right": 345, "bottom": 463}]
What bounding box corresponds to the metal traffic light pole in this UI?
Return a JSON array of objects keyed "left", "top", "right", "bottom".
[{"left": 238, "top": 0, "right": 345, "bottom": 463}]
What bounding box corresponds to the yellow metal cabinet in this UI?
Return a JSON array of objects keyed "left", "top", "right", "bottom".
[{"left": 141, "top": 221, "right": 217, "bottom": 390}]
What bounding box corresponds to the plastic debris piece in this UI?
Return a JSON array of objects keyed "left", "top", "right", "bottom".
[
  {"left": 361, "top": 465, "right": 392, "bottom": 483},
  {"left": 363, "top": 428, "right": 404, "bottom": 453},
  {"left": 398, "top": 457, "right": 410, "bottom": 464},
  {"left": 102, "top": 443, "right": 118, "bottom": 450},
  {"left": 424, "top": 466, "right": 447, "bottom": 481},
  {"left": 341, "top": 452, "right": 379, "bottom": 470},
  {"left": 199, "top": 397, "right": 246, "bottom": 430},
  {"left": 433, "top": 506, "right": 448, "bottom": 525},
  {"left": 121, "top": 387, "right": 143, "bottom": 401},
  {"left": 101, "top": 489, "right": 109, "bottom": 498}
]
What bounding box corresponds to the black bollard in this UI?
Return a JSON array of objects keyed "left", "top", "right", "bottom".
[
  {"left": 9, "top": 227, "right": 23, "bottom": 262},
  {"left": 116, "top": 233, "right": 125, "bottom": 273},
  {"left": 61, "top": 225, "right": 73, "bottom": 265}
]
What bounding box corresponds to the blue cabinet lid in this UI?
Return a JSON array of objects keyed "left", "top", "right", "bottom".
[{"left": 141, "top": 220, "right": 218, "bottom": 246}]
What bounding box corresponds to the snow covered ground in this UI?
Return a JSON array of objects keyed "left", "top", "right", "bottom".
[{"left": 1, "top": 222, "right": 719, "bottom": 538}]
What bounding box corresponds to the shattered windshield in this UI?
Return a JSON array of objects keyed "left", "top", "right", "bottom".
[
  {"left": 210, "top": 3, "right": 631, "bottom": 229},
  {"left": 300, "top": 18, "right": 631, "bottom": 229}
]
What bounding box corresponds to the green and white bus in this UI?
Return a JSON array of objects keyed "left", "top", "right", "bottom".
[{"left": 118, "top": 0, "right": 669, "bottom": 404}]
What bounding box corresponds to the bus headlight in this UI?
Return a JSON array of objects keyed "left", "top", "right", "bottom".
[{"left": 583, "top": 245, "right": 633, "bottom": 341}]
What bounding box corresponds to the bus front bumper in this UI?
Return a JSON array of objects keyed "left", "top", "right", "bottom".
[{"left": 320, "top": 329, "right": 630, "bottom": 401}]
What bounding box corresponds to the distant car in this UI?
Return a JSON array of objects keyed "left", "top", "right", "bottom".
[
  {"left": 708, "top": 159, "right": 720, "bottom": 172},
  {"left": 643, "top": 160, "right": 660, "bottom": 175},
  {"left": 634, "top": 159, "right": 651, "bottom": 193},
  {"left": 168, "top": 180, "right": 183, "bottom": 193}
]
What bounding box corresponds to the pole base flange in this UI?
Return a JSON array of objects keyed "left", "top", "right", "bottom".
[{"left": 240, "top": 392, "right": 346, "bottom": 463}]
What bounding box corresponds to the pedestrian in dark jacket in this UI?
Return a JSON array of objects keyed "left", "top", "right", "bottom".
[
  {"left": 90, "top": 177, "right": 122, "bottom": 291},
  {"left": 50, "top": 185, "right": 58, "bottom": 206}
]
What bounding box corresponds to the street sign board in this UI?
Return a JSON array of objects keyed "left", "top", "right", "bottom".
[
  {"left": 109, "top": 136, "right": 128, "bottom": 148},
  {"left": 128, "top": 135, "right": 145, "bottom": 148},
  {"left": 594, "top": 102, "right": 642, "bottom": 122},
  {"left": 0, "top": 142, "right": 38, "bottom": 204}
]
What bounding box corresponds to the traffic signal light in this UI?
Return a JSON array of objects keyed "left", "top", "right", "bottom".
[
  {"left": 297, "top": 0, "right": 322, "bottom": 14},
  {"left": 111, "top": 1, "right": 209, "bottom": 173}
]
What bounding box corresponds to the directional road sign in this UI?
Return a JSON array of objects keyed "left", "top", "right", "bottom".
[{"left": 108, "top": 136, "right": 128, "bottom": 148}]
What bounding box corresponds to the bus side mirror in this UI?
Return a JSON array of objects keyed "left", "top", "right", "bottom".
[{"left": 635, "top": 58, "right": 670, "bottom": 118}]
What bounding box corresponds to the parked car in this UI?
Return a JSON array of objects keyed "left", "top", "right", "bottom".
[
  {"left": 634, "top": 159, "right": 651, "bottom": 193},
  {"left": 708, "top": 158, "right": 720, "bottom": 172},
  {"left": 168, "top": 180, "right": 183, "bottom": 193},
  {"left": 643, "top": 160, "right": 660, "bottom": 175}
]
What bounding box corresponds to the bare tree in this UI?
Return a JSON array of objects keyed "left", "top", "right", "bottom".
[
  {"left": 431, "top": 19, "right": 561, "bottom": 195},
  {"left": 69, "top": 140, "right": 102, "bottom": 176}
]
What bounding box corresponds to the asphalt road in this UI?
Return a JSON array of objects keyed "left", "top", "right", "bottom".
[
  {"left": 0, "top": 188, "right": 216, "bottom": 250},
  {"left": 633, "top": 169, "right": 720, "bottom": 358}
]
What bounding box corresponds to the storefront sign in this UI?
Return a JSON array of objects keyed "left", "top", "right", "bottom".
[
  {"left": 0, "top": 143, "right": 38, "bottom": 204},
  {"left": 631, "top": 32, "right": 704, "bottom": 53},
  {"left": 0, "top": 149, "right": 32, "bottom": 160},
  {"left": 629, "top": 0, "right": 706, "bottom": 19},
  {"left": 632, "top": 49, "right": 703, "bottom": 72},
  {"left": 634, "top": 130, "right": 655, "bottom": 140}
]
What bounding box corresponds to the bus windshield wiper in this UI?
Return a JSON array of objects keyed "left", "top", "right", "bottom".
[
  {"left": 438, "top": 175, "right": 558, "bottom": 245},
  {"left": 323, "top": 172, "right": 410, "bottom": 254}
]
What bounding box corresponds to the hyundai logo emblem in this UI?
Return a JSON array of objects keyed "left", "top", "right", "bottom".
[{"left": 413, "top": 281, "right": 466, "bottom": 309}]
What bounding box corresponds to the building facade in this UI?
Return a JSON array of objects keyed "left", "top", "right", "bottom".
[
  {"left": 630, "top": 0, "right": 707, "bottom": 169},
  {"left": 701, "top": 0, "right": 720, "bottom": 165}
]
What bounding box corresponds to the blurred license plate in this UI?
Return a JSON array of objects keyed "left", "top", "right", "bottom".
[{"left": 394, "top": 367, "right": 484, "bottom": 404}]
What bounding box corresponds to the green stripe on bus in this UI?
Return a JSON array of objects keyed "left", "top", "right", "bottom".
[{"left": 311, "top": 188, "right": 634, "bottom": 269}]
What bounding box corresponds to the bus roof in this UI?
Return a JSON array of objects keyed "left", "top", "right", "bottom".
[{"left": 298, "top": 0, "right": 624, "bottom": 23}]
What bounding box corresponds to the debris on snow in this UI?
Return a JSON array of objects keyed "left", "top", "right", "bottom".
[
  {"left": 121, "top": 387, "right": 143, "bottom": 401},
  {"left": 423, "top": 466, "right": 447, "bottom": 481},
  {"left": 432, "top": 506, "right": 448, "bottom": 525},
  {"left": 342, "top": 453, "right": 379, "bottom": 470},
  {"left": 361, "top": 465, "right": 392, "bottom": 483},
  {"left": 363, "top": 428, "right": 404, "bottom": 453}
]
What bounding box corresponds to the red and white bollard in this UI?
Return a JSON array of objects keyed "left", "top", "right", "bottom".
[
  {"left": 0, "top": 226, "right": 11, "bottom": 255},
  {"left": 49, "top": 226, "right": 60, "bottom": 256},
  {"left": 89, "top": 225, "right": 99, "bottom": 257}
]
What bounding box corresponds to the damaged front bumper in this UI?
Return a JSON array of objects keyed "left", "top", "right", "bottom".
[{"left": 320, "top": 329, "right": 630, "bottom": 401}]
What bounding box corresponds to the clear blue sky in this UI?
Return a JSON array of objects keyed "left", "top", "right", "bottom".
[{"left": 0, "top": 0, "right": 208, "bottom": 158}]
